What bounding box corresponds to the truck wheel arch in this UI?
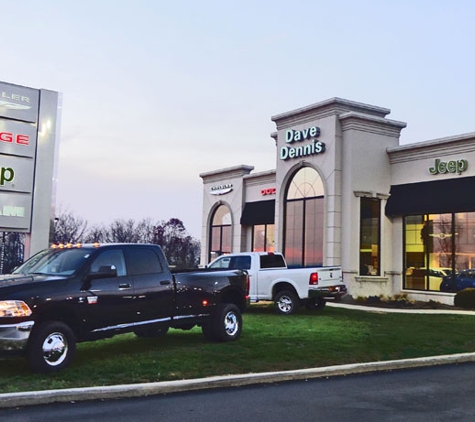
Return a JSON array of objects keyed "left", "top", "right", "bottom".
[
  {"left": 26, "top": 320, "right": 77, "bottom": 373},
  {"left": 202, "top": 303, "right": 242, "bottom": 342},
  {"left": 220, "top": 286, "right": 247, "bottom": 312},
  {"left": 274, "top": 289, "right": 300, "bottom": 315},
  {"left": 36, "top": 312, "right": 86, "bottom": 345},
  {"left": 273, "top": 282, "right": 301, "bottom": 315},
  {"left": 272, "top": 282, "right": 299, "bottom": 300}
]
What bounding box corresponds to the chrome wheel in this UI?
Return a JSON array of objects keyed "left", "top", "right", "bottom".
[
  {"left": 42, "top": 331, "right": 69, "bottom": 367},
  {"left": 27, "top": 321, "right": 76, "bottom": 373},
  {"left": 277, "top": 295, "right": 293, "bottom": 313},
  {"left": 203, "top": 303, "right": 242, "bottom": 342},
  {"left": 224, "top": 310, "right": 239, "bottom": 336},
  {"left": 274, "top": 290, "right": 299, "bottom": 315}
]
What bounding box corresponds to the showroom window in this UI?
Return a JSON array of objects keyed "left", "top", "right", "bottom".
[
  {"left": 404, "top": 212, "right": 475, "bottom": 291},
  {"left": 209, "top": 204, "right": 232, "bottom": 262},
  {"left": 252, "top": 224, "right": 275, "bottom": 252},
  {"left": 360, "top": 197, "right": 381, "bottom": 276},
  {"left": 240, "top": 200, "right": 275, "bottom": 252},
  {"left": 284, "top": 167, "right": 324, "bottom": 268}
]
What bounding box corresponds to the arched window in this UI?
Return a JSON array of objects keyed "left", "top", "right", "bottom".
[
  {"left": 284, "top": 167, "right": 325, "bottom": 267},
  {"left": 209, "top": 204, "right": 232, "bottom": 262}
]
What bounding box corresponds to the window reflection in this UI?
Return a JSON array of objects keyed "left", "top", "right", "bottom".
[
  {"left": 209, "top": 205, "right": 232, "bottom": 262},
  {"left": 252, "top": 224, "right": 275, "bottom": 252},
  {"left": 284, "top": 167, "right": 324, "bottom": 267},
  {"left": 404, "top": 212, "right": 475, "bottom": 291},
  {"left": 360, "top": 198, "right": 381, "bottom": 276}
]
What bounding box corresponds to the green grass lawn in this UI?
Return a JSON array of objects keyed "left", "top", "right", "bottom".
[{"left": 1, "top": 304, "right": 475, "bottom": 394}]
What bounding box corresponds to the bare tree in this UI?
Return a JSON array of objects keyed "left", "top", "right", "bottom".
[
  {"left": 0, "top": 232, "right": 25, "bottom": 273},
  {"left": 154, "top": 218, "right": 200, "bottom": 268},
  {"left": 105, "top": 219, "right": 142, "bottom": 243},
  {"left": 53, "top": 209, "right": 88, "bottom": 244},
  {"left": 84, "top": 225, "right": 107, "bottom": 243},
  {"left": 136, "top": 218, "right": 156, "bottom": 244},
  {"left": 50, "top": 211, "right": 200, "bottom": 268}
]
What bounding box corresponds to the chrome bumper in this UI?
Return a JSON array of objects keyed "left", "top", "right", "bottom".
[
  {"left": 0, "top": 321, "right": 35, "bottom": 353},
  {"left": 309, "top": 284, "right": 347, "bottom": 298}
]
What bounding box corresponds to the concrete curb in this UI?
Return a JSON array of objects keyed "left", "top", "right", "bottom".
[
  {"left": 2, "top": 303, "right": 475, "bottom": 409},
  {"left": 327, "top": 302, "right": 475, "bottom": 315},
  {"left": 2, "top": 352, "right": 475, "bottom": 409}
]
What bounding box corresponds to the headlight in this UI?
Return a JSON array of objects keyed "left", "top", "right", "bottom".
[{"left": 0, "top": 300, "right": 32, "bottom": 317}]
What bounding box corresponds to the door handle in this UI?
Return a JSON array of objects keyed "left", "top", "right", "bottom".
[
  {"left": 160, "top": 280, "right": 172, "bottom": 285},
  {"left": 119, "top": 283, "right": 131, "bottom": 289}
]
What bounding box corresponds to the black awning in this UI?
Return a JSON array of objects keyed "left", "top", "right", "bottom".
[
  {"left": 240, "top": 200, "right": 275, "bottom": 225},
  {"left": 385, "top": 176, "right": 475, "bottom": 216}
]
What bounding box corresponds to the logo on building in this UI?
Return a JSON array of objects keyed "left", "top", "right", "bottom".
[
  {"left": 261, "top": 188, "right": 276, "bottom": 196},
  {"left": 0, "top": 91, "right": 31, "bottom": 110},
  {"left": 280, "top": 126, "right": 326, "bottom": 161},
  {"left": 210, "top": 184, "right": 233, "bottom": 195},
  {"left": 0, "top": 132, "right": 29, "bottom": 145},
  {"left": 0, "top": 167, "right": 14, "bottom": 185},
  {"left": 429, "top": 158, "right": 468, "bottom": 175}
]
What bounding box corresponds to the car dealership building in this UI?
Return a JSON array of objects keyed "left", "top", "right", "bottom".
[{"left": 200, "top": 97, "right": 475, "bottom": 305}]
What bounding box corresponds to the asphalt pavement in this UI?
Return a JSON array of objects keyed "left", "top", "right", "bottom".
[{"left": 2, "top": 302, "right": 475, "bottom": 409}]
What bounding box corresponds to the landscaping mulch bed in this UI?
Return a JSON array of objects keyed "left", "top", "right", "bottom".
[{"left": 339, "top": 295, "right": 459, "bottom": 311}]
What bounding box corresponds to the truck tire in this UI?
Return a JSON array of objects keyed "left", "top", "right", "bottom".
[
  {"left": 26, "top": 321, "right": 76, "bottom": 373},
  {"left": 274, "top": 290, "right": 299, "bottom": 315},
  {"left": 305, "top": 297, "right": 326, "bottom": 311},
  {"left": 202, "top": 303, "right": 242, "bottom": 342}
]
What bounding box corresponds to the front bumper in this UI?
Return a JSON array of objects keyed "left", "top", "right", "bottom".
[
  {"left": 309, "top": 284, "right": 347, "bottom": 298},
  {"left": 0, "top": 321, "right": 35, "bottom": 354}
]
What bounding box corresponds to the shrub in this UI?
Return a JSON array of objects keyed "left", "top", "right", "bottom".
[
  {"left": 427, "top": 300, "right": 443, "bottom": 309},
  {"left": 365, "top": 295, "right": 382, "bottom": 304},
  {"left": 384, "top": 293, "right": 414, "bottom": 308},
  {"left": 454, "top": 288, "right": 475, "bottom": 309}
]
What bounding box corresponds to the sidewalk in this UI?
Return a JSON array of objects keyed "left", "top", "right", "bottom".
[{"left": 2, "top": 302, "right": 475, "bottom": 409}]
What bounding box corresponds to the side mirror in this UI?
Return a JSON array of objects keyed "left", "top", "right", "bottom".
[{"left": 87, "top": 265, "right": 118, "bottom": 281}]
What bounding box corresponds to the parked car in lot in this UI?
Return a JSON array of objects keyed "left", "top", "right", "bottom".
[
  {"left": 426, "top": 268, "right": 452, "bottom": 290},
  {"left": 0, "top": 243, "right": 249, "bottom": 373},
  {"left": 208, "top": 252, "right": 345, "bottom": 314},
  {"left": 406, "top": 267, "right": 452, "bottom": 291},
  {"left": 440, "top": 269, "right": 475, "bottom": 292}
]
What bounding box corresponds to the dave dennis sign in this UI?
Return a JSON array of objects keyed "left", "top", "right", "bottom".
[{"left": 280, "top": 126, "right": 326, "bottom": 161}]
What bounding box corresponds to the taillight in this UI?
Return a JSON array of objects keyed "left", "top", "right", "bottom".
[
  {"left": 309, "top": 272, "right": 319, "bottom": 285},
  {"left": 246, "top": 274, "right": 250, "bottom": 298}
]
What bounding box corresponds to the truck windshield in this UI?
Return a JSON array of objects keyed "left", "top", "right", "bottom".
[{"left": 13, "top": 248, "right": 92, "bottom": 276}]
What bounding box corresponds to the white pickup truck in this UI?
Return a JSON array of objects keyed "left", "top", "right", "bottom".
[{"left": 208, "top": 252, "right": 346, "bottom": 314}]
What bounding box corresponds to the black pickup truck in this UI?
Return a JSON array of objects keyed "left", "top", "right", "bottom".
[{"left": 0, "top": 243, "right": 248, "bottom": 373}]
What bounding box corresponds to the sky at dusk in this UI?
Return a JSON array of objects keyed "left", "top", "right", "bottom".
[{"left": 2, "top": 0, "right": 475, "bottom": 239}]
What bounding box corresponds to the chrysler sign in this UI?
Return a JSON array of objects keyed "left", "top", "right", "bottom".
[
  {"left": 210, "top": 184, "right": 233, "bottom": 195},
  {"left": 0, "top": 92, "right": 32, "bottom": 110},
  {"left": 0, "top": 82, "right": 39, "bottom": 123}
]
